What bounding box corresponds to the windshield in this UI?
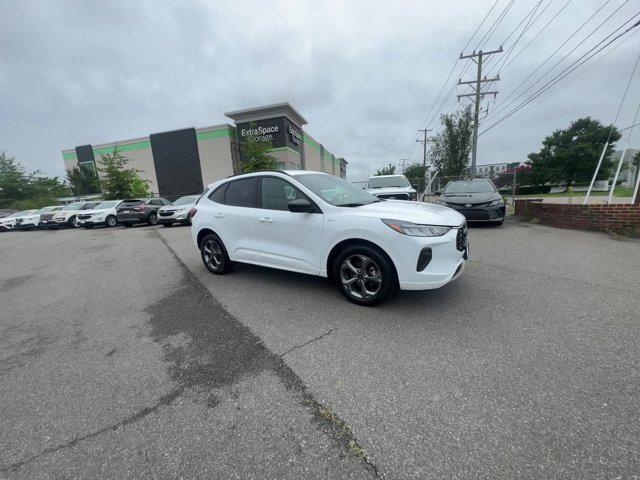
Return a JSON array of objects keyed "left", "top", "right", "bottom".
[
  {"left": 444, "top": 180, "right": 496, "bottom": 194},
  {"left": 64, "top": 202, "right": 84, "bottom": 210},
  {"left": 368, "top": 176, "right": 410, "bottom": 188},
  {"left": 172, "top": 196, "right": 198, "bottom": 206},
  {"left": 295, "top": 174, "right": 380, "bottom": 207},
  {"left": 15, "top": 210, "right": 36, "bottom": 216},
  {"left": 95, "top": 201, "right": 119, "bottom": 209},
  {"left": 34, "top": 206, "right": 57, "bottom": 214}
]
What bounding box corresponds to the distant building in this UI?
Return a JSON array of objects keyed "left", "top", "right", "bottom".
[
  {"left": 473, "top": 162, "right": 509, "bottom": 177},
  {"left": 609, "top": 148, "right": 639, "bottom": 187},
  {"left": 61, "top": 103, "right": 347, "bottom": 199}
]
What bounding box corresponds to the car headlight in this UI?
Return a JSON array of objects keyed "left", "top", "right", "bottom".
[
  {"left": 489, "top": 198, "right": 504, "bottom": 206},
  {"left": 381, "top": 218, "right": 451, "bottom": 237}
]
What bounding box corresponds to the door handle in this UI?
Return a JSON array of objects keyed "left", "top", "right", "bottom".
[
  {"left": 214, "top": 213, "right": 224, "bottom": 218},
  {"left": 259, "top": 217, "right": 274, "bottom": 224}
]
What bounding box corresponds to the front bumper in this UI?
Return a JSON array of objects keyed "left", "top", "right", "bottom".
[
  {"left": 444, "top": 205, "right": 505, "bottom": 222},
  {"left": 391, "top": 226, "right": 468, "bottom": 291},
  {"left": 117, "top": 213, "right": 148, "bottom": 224},
  {"left": 40, "top": 218, "right": 69, "bottom": 228},
  {"left": 15, "top": 221, "right": 39, "bottom": 230}
]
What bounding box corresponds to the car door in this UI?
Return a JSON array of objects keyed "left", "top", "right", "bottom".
[
  {"left": 256, "top": 176, "right": 323, "bottom": 274},
  {"left": 214, "top": 177, "right": 261, "bottom": 263}
]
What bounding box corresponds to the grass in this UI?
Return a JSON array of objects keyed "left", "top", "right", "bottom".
[{"left": 515, "top": 187, "right": 633, "bottom": 198}]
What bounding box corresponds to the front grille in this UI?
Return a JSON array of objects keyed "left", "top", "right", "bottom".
[
  {"left": 456, "top": 225, "right": 468, "bottom": 252},
  {"left": 78, "top": 214, "right": 91, "bottom": 220},
  {"left": 41, "top": 213, "right": 54, "bottom": 221},
  {"left": 159, "top": 211, "right": 174, "bottom": 217},
  {"left": 377, "top": 193, "right": 410, "bottom": 200},
  {"left": 448, "top": 201, "right": 492, "bottom": 208}
]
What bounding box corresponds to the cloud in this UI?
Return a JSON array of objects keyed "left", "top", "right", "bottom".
[{"left": 1, "top": 0, "right": 638, "bottom": 182}]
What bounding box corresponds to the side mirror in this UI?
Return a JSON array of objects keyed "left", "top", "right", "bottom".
[{"left": 287, "top": 198, "right": 314, "bottom": 213}]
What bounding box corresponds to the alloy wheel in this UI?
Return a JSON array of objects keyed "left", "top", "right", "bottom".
[
  {"left": 106, "top": 216, "right": 117, "bottom": 228},
  {"left": 203, "top": 239, "right": 223, "bottom": 271},
  {"left": 339, "top": 254, "right": 382, "bottom": 300}
]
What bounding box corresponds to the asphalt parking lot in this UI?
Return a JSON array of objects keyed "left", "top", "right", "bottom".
[{"left": 1, "top": 220, "right": 639, "bottom": 479}]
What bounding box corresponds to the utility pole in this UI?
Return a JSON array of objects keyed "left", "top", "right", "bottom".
[
  {"left": 458, "top": 47, "right": 502, "bottom": 178},
  {"left": 416, "top": 128, "right": 432, "bottom": 167},
  {"left": 399, "top": 158, "right": 408, "bottom": 174}
]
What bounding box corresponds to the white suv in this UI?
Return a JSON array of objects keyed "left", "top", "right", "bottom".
[
  {"left": 77, "top": 200, "right": 123, "bottom": 229},
  {"left": 15, "top": 206, "right": 62, "bottom": 230},
  {"left": 42, "top": 201, "right": 98, "bottom": 228},
  {"left": 157, "top": 195, "right": 200, "bottom": 227},
  {"left": 366, "top": 174, "right": 417, "bottom": 201},
  {"left": 191, "top": 171, "right": 467, "bottom": 306}
]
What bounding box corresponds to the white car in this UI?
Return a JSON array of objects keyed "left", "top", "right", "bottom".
[
  {"left": 191, "top": 171, "right": 467, "bottom": 306},
  {"left": 366, "top": 174, "right": 417, "bottom": 201},
  {"left": 77, "top": 200, "right": 123, "bottom": 229},
  {"left": 15, "top": 206, "right": 62, "bottom": 230},
  {"left": 157, "top": 195, "right": 200, "bottom": 227},
  {"left": 41, "top": 201, "right": 99, "bottom": 229},
  {"left": 0, "top": 210, "right": 37, "bottom": 231}
]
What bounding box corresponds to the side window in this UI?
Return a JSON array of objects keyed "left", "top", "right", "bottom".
[
  {"left": 260, "top": 177, "right": 305, "bottom": 211},
  {"left": 209, "top": 184, "right": 227, "bottom": 204},
  {"left": 148, "top": 199, "right": 162, "bottom": 206},
  {"left": 224, "top": 178, "right": 258, "bottom": 208}
]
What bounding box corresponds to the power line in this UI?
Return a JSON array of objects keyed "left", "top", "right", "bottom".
[
  {"left": 478, "top": 26, "right": 640, "bottom": 135},
  {"left": 485, "top": 0, "right": 627, "bottom": 123},
  {"left": 481, "top": 14, "right": 640, "bottom": 135},
  {"left": 401, "top": 0, "right": 502, "bottom": 161},
  {"left": 497, "top": 0, "right": 573, "bottom": 74}
]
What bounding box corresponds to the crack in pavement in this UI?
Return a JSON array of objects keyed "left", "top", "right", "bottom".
[
  {"left": 280, "top": 329, "right": 335, "bottom": 357},
  {"left": 0, "top": 388, "right": 184, "bottom": 473}
]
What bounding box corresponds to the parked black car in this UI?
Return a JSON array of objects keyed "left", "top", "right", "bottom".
[
  {"left": 116, "top": 198, "right": 171, "bottom": 227},
  {"left": 437, "top": 179, "right": 506, "bottom": 225}
]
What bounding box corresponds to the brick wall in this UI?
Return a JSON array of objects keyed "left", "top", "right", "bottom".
[{"left": 514, "top": 200, "right": 640, "bottom": 236}]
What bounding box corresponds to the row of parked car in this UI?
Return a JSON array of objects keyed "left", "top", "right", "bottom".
[{"left": 0, "top": 195, "right": 200, "bottom": 232}]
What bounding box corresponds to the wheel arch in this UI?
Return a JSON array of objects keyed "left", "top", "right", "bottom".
[
  {"left": 326, "top": 238, "right": 399, "bottom": 286},
  {"left": 196, "top": 228, "right": 220, "bottom": 249}
]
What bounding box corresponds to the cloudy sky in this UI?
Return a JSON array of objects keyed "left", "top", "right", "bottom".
[{"left": 1, "top": 0, "right": 639, "bottom": 181}]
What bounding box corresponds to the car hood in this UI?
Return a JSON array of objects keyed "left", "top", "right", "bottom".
[
  {"left": 366, "top": 186, "right": 416, "bottom": 195},
  {"left": 80, "top": 209, "right": 109, "bottom": 215},
  {"left": 159, "top": 204, "right": 192, "bottom": 211},
  {"left": 441, "top": 192, "right": 501, "bottom": 204},
  {"left": 341, "top": 200, "right": 465, "bottom": 227}
]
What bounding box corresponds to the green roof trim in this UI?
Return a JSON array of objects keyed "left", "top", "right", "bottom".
[
  {"left": 303, "top": 134, "right": 321, "bottom": 153},
  {"left": 93, "top": 140, "right": 152, "bottom": 157},
  {"left": 196, "top": 128, "right": 235, "bottom": 141},
  {"left": 62, "top": 152, "right": 77, "bottom": 161}
]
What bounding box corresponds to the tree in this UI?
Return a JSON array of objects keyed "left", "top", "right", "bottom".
[
  {"left": 428, "top": 106, "right": 473, "bottom": 178},
  {"left": 66, "top": 164, "right": 100, "bottom": 196},
  {"left": 376, "top": 164, "right": 396, "bottom": 175},
  {"left": 0, "top": 151, "right": 69, "bottom": 208},
  {"left": 527, "top": 117, "right": 620, "bottom": 187},
  {"left": 403, "top": 163, "right": 426, "bottom": 180},
  {"left": 130, "top": 175, "right": 152, "bottom": 197},
  {"left": 98, "top": 147, "right": 151, "bottom": 199},
  {"left": 240, "top": 133, "right": 278, "bottom": 173}
]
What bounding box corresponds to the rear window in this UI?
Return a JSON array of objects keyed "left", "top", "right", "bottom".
[
  {"left": 119, "top": 200, "right": 144, "bottom": 207},
  {"left": 224, "top": 178, "right": 258, "bottom": 208}
]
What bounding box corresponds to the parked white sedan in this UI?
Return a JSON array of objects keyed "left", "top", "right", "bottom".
[
  {"left": 77, "top": 200, "right": 123, "bottom": 229},
  {"left": 157, "top": 195, "right": 200, "bottom": 227},
  {"left": 191, "top": 171, "right": 467, "bottom": 306}
]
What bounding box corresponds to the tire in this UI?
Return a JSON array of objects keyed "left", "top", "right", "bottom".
[
  {"left": 147, "top": 213, "right": 158, "bottom": 226},
  {"left": 333, "top": 244, "right": 396, "bottom": 306},
  {"left": 105, "top": 215, "right": 117, "bottom": 228},
  {"left": 200, "top": 233, "right": 233, "bottom": 275},
  {"left": 68, "top": 216, "right": 80, "bottom": 228},
  {"left": 84, "top": 225, "right": 93, "bottom": 229}
]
